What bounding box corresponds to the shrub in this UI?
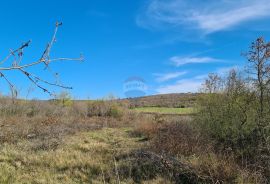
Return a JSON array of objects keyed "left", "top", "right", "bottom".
[
  {"left": 150, "top": 121, "right": 212, "bottom": 157},
  {"left": 55, "top": 91, "right": 73, "bottom": 107},
  {"left": 87, "top": 101, "right": 110, "bottom": 117},
  {"left": 87, "top": 100, "right": 123, "bottom": 119},
  {"left": 108, "top": 104, "right": 123, "bottom": 119},
  {"left": 197, "top": 69, "right": 270, "bottom": 180},
  {"left": 132, "top": 115, "right": 161, "bottom": 140}
]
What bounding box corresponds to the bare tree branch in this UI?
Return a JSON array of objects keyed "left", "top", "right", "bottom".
[
  {"left": 0, "top": 22, "right": 83, "bottom": 97},
  {"left": 19, "top": 68, "right": 72, "bottom": 90}
]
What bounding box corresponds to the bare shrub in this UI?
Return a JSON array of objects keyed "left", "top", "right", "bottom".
[
  {"left": 190, "top": 154, "right": 238, "bottom": 183},
  {"left": 132, "top": 115, "right": 161, "bottom": 140},
  {"left": 117, "top": 150, "right": 202, "bottom": 184},
  {"left": 87, "top": 100, "right": 124, "bottom": 119},
  {"left": 150, "top": 122, "right": 212, "bottom": 157}
]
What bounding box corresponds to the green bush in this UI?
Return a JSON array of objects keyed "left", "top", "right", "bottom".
[
  {"left": 196, "top": 93, "right": 257, "bottom": 150},
  {"left": 108, "top": 104, "right": 123, "bottom": 119}
]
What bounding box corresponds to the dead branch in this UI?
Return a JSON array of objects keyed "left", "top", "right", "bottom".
[{"left": 0, "top": 21, "right": 84, "bottom": 97}]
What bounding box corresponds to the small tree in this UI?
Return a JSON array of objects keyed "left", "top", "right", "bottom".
[
  {"left": 244, "top": 37, "right": 270, "bottom": 126},
  {"left": 0, "top": 22, "right": 83, "bottom": 98},
  {"left": 203, "top": 73, "right": 222, "bottom": 93}
]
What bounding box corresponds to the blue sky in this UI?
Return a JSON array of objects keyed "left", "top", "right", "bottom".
[{"left": 0, "top": 0, "right": 270, "bottom": 99}]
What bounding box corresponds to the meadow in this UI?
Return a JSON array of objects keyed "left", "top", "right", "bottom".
[{"left": 133, "top": 107, "right": 194, "bottom": 115}]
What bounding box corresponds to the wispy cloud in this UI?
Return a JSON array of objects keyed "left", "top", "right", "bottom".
[
  {"left": 154, "top": 71, "right": 187, "bottom": 82},
  {"left": 155, "top": 65, "right": 242, "bottom": 94},
  {"left": 171, "top": 56, "right": 220, "bottom": 66},
  {"left": 156, "top": 78, "right": 202, "bottom": 94},
  {"left": 137, "top": 0, "right": 270, "bottom": 34}
]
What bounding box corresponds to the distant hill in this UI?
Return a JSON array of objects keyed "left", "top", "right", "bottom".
[{"left": 124, "top": 93, "right": 200, "bottom": 108}]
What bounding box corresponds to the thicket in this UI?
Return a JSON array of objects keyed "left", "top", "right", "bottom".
[{"left": 196, "top": 37, "right": 270, "bottom": 180}]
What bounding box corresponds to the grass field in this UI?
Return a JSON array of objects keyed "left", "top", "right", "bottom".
[
  {"left": 133, "top": 107, "right": 195, "bottom": 115},
  {"left": 0, "top": 128, "right": 152, "bottom": 184}
]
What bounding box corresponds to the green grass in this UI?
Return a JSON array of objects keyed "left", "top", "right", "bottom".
[{"left": 133, "top": 107, "right": 195, "bottom": 115}]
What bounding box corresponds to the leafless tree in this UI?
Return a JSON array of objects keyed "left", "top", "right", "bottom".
[
  {"left": 203, "top": 73, "right": 222, "bottom": 93},
  {"left": 244, "top": 37, "right": 270, "bottom": 126},
  {"left": 0, "top": 22, "right": 83, "bottom": 97},
  {"left": 243, "top": 37, "right": 270, "bottom": 176}
]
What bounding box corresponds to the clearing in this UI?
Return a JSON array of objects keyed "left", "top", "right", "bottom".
[{"left": 133, "top": 107, "right": 194, "bottom": 115}]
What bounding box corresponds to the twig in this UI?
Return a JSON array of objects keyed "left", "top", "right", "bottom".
[{"left": 0, "top": 22, "right": 83, "bottom": 96}]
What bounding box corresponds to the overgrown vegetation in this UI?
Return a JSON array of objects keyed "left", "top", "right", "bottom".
[
  {"left": 0, "top": 93, "right": 268, "bottom": 183},
  {"left": 196, "top": 37, "right": 270, "bottom": 181},
  {"left": 126, "top": 93, "right": 197, "bottom": 108}
]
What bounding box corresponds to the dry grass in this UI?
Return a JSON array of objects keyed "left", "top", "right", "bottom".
[
  {"left": 0, "top": 97, "right": 268, "bottom": 183},
  {"left": 0, "top": 98, "right": 174, "bottom": 183},
  {"left": 0, "top": 128, "right": 145, "bottom": 183}
]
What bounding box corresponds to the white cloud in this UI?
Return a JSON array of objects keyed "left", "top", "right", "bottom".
[
  {"left": 156, "top": 78, "right": 203, "bottom": 94},
  {"left": 155, "top": 65, "right": 243, "bottom": 94},
  {"left": 154, "top": 71, "right": 187, "bottom": 82},
  {"left": 170, "top": 56, "right": 220, "bottom": 66},
  {"left": 137, "top": 0, "right": 270, "bottom": 34}
]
